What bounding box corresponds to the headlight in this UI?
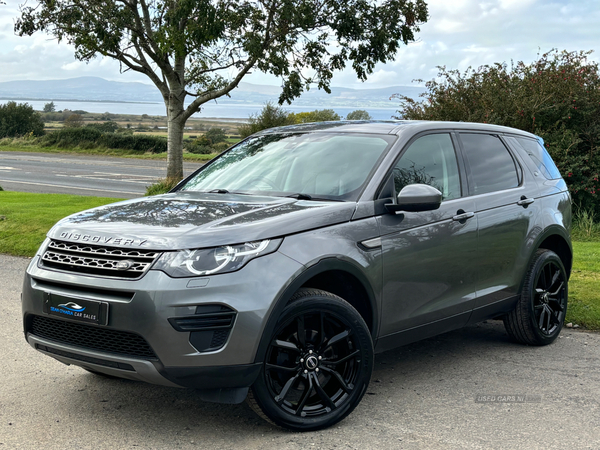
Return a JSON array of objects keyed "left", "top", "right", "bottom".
[{"left": 154, "top": 239, "right": 282, "bottom": 278}]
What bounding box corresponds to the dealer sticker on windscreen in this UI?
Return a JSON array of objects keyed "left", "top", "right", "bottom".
[{"left": 47, "top": 295, "right": 103, "bottom": 324}]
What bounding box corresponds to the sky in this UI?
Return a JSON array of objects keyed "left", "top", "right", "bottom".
[{"left": 0, "top": 0, "right": 599, "bottom": 89}]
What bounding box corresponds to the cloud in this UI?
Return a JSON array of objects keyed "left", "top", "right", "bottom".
[{"left": 1, "top": 0, "right": 599, "bottom": 90}]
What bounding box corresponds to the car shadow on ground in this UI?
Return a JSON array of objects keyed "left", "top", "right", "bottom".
[{"left": 62, "top": 320, "right": 521, "bottom": 434}]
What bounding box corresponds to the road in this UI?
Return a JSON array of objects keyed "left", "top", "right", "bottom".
[
  {"left": 2, "top": 254, "right": 599, "bottom": 449},
  {"left": 0, "top": 151, "right": 204, "bottom": 198}
]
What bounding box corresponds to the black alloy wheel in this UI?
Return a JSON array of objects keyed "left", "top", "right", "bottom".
[
  {"left": 248, "top": 289, "right": 373, "bottom": 430},
  {"left": 504, "top": 249, "right": 568, "bottom": 345}
]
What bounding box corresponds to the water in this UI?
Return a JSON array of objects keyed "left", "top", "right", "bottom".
[{"left": 0, "top": 99, "right": 400, "bottom": 121}]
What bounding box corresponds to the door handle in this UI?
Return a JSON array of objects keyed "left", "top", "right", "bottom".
[
  {"left": 452, "top": 210, "right": 475, "bottom": 221},
  {"left": 517, "top": 196, "right": 535, "bottom": 207}
]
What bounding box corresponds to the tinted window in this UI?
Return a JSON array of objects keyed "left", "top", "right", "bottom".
[
  {"left": 393, "top": 133, "right": 461, "bottom": 200},
  {"left": 513, "top": 137, "right": 562, "bottom": 180},
  {"left": 460, "top": 134, "right": 519, "bottom": 195}
]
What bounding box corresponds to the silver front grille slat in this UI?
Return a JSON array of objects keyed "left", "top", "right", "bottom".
[
  {"left": 40, "top": 239, "right": 162, "bottom": 279},
  {"left": 42, "top": 251, "right": 149, "bottom": 272},
  {"left": 47, "top": 240, "right": 160, "bottom": 259}
]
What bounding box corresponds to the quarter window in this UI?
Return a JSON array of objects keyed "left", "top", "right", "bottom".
[
  {"left": 460, "top": 133, "right": 519, "bottom": 195},
  {"left": 393, "top": 133, "right": 461, "bottom": 200}
]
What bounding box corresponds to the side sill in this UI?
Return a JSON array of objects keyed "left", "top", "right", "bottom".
[
  {"left": 374, "top": 311, "right": 472, "bottom": 354},
  {"left": 467, "top": 296, "right": 518, "bottom": 325}
]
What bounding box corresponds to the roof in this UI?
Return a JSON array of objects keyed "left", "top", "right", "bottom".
[{"left": 255, "top": 120, "right": 538, "bottom": 139}]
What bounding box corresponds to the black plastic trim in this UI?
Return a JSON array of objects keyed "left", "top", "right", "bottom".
[{"left": 159, "top": 363, "right": 262, "bottom": 389}]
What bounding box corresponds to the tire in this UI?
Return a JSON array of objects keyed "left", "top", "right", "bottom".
[
  {"left": 248, "top": 288, "right": 374, "bottom": 431},
  {"left": 503, "top": 249, "right": 568, "bottom": 346}
]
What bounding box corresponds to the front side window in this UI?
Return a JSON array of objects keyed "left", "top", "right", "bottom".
[
  {"left": 181, "top": 132, "right": 395, "bottom": 201},
  {"left": 393, "top": 133, "right": 461, "bottom": 201},
  {"left": 459, "top": 133, "right": 519, "bottom": 195}
]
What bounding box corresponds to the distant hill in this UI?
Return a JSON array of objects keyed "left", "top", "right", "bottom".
[{"left": 0, "top": 76, "right": 424, "bottom": 109}]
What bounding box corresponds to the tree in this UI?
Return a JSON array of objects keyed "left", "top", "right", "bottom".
[
  {"left": 238, "top": 102, "right": 296, "bottom": 138},
  {"left": 16, "top": 0, "right": 428, "bottom": 180},
  {"left": 395, "top": 49, "right": 600, "bottom": 215},
  {"left": 0, "top": 101, "right": 45, "bottom": 137},
  {"left": 64, "top": 113, "right": 84, "bottom": 127},
  {"left": 43, "top": 101, "right": 56, "bottom": 112},
  {"left": 346, "top": 109, "right": 372, "bottom": 120},
  {"left": 292, "top": 109, "right": 341, "bottom": 123}
]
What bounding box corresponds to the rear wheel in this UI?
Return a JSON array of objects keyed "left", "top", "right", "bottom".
[
  {"left": 504, "top": 249, "right": 568, "bottom": 345},
  {"left": 248, "top": 288, "right": 373, "bottom": 431}
]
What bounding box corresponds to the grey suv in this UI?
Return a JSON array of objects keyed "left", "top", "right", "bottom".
[{"left": 22, "top": 121, "right": 572, "bottom": 431}]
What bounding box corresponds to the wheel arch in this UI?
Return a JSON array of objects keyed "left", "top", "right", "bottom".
[
  {"left": 253, "top": 258, "right": 379, "bottom": 364},
  {"left": 534, "top": 226, "right": 573, "bottom": 279}
]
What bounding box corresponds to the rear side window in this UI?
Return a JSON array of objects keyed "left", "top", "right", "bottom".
[
  {"left": 459, "top": 133, "right": 519, "bottom": 195},
  {"left": 513, "top": 137, "right": 562, "bottom": 180}
]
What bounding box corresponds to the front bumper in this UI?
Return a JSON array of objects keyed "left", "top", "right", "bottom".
[{"left": 22, "top": 251, "right": 303, "bottom": 390}]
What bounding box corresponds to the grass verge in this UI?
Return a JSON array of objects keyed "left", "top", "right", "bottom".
[
  {"left": 0, "top": 142, "right": 216, "bottom": 161},
  {"left": 0, "top": 191, "right": 121, "bottom": 257},
  {"left": 566, "top": 241, "right": 600, "bottom": 329},
  {"left": 1, "top": 190, "right": 599, "bottom": 330}
]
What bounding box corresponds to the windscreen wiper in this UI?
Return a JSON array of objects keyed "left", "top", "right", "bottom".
[
  {"left": 286, "top": 193, "right": 313, "bottom": 200},
  {"left": 208, "top": 189, "right": 229, "bottom": 194}
]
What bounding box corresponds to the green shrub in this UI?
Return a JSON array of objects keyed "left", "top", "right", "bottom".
[
  {"left": 185, "top": 136, "right": 214, "bottom": 154},
  {"left": 38, "top": 128, "right": 167, "bottom": 153},
  {"left": 212, "top": 141, "right": 230, "bottom": 153},
  {"left": 145, "top": 178, "right": 181, "bottom": 196},
  {"left": 0, "top": 101, "right": 45, "bottom": 138},
  {"left": 205, "top": 127, "right": 227, "bottom": 144},
  {"left": 346, "top": 109, "right": 372, "bottom": 120},
  {"left": 395, "top": 49, "right": 600, "bottom": 215},
  {"left": 238, "top": 102, "right": 296, "bottom": 138},
  {"left": 86, "top": 122, "right": 120, "bottom": 133},
  {"left": 290, "top": 109, "right": 341, "bottom": 123}
]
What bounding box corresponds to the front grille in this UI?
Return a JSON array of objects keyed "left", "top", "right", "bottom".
[
  {"left": 30, "top": 315, "right": 157, "bottom": 359},
  {"left": 40, "top": 240, "right": 161, "bottom": 279}
]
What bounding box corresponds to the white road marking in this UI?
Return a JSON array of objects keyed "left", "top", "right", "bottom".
[
  {"left": 0, "top": 179, "right": 141, "bottom": 195},
  {"left": 0, "top": 166, "right": 20, "bottom": 170},
  {"left": 54, "top": 174, "right": 155, "bottom": 184}
]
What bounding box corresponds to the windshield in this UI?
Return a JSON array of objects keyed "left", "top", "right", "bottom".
[{"left": 181, "top": 132, "right": 395, "bottom": 201}]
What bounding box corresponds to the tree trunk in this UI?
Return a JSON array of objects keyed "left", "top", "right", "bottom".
[{"left": 166, "top": 94, "right": 185, "bottom": 180}]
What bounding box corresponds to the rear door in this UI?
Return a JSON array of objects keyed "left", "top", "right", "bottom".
[{"left": 456, "top": 132, "right": 541, "bottom": 308}]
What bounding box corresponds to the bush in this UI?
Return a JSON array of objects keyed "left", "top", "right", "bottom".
[
  {"left": 145, "top": 178, "right": 181, "bottom": 196},
  {"left": 291, "top": 109, "right": 341, "bottom": 123},
  {"left": 346, "top": 110, "right": 372, "bottom": 120},
  {"left": 205, "top": 127, "right": 227, "bottom": 144},
  {"left": 395, "top": 49, "right": 600, "bottom": 215},
  {"left": 86, "top": 122, "right": 119, "bottom": 133},
  {"left": 0, "top": 101, "right": 44, "bottom": 138},
  {"left": 212, "top": 142, "right": 230, "bottom": 153},
  {"left": 64, "top": 113, "right": 84, "bottom": 128},
  {"left": 185, "top": 138, "right": 214, "bottom": 154},
  {"left": 39, "top": 128, "right": 167, "bottom": 153},
  {"left": 238, "top": 102, "right": 296, "bottom": 138}
]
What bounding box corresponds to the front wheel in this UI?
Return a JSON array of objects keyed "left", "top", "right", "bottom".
[
  {"left": 248, "top": 288, "right": 374, "bottom": 431},
  {"left": 504, "top": 249, "right": 568, "bottom": 345}
]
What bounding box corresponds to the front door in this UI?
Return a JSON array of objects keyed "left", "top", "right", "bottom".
[{"left": 379, "top": 133, "right": 479, "bottom": 337}]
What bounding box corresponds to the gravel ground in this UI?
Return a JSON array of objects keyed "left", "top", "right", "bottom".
[{"left": 1, "top": 254, "right": 599, "bottom": 449}]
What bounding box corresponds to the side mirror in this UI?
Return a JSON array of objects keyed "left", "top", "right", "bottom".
[{"left": 385, "top": 184, "right": 442, "bottom": 213}]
